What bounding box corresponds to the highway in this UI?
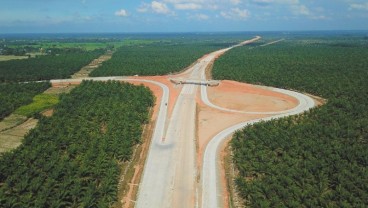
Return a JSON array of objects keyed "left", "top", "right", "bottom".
[
  {"left": 49, "top": 36, "right": 316, "bottom": 208},
  {"left": 135, "top": 59, "right": 202, "bottom": 208}
]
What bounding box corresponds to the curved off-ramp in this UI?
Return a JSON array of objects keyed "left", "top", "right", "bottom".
[{"left": 200, "top": 86, "right": 315, "bottom": 208}]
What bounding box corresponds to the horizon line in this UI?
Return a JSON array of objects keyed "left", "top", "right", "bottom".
[{"left": 1, "top": 29, "right": 368, "bottom": 35}]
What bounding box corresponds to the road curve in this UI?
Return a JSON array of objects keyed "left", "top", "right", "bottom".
[
  {"left": 200, "top": 87, "right": 315, "bottom": 208},
  {"left": 200, "top": 79, "right": 314, "bottom": 115}
]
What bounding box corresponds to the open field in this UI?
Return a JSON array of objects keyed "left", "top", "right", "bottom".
[
  {"left": 213, "top": 37, "right": 368, "bottom": 207},
  {"left": 0, "top": 118, "right": 38, "bottom": 153},
  {"left": 31, "top": 42, "right": 124, "bottom": 51},
  {"left": 0, "top": 82, "right": 50, "bottom": 121},
  {"left": 2, "top": 39, "right": 125, "bottom": 52},
  {"left": 15, "top": 94, "right": 59, "bottom": 117},
  {"left": 0, "top": 55, "right": 28, "bottom": 62}
]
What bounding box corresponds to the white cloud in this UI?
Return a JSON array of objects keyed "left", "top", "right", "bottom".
[
  {"left": 163, "top": 0, "right": 206, "bottom": 3},
  {"left": 253, "top": 0, "right": 272, "bottom": 2},
  {"left": 137, "top": 1, "right": 174, "bottom": 15},
  {"left": 152, "top": 1, "right": 172, "bottom": 14},
  {"left": 233, "top": 8, "right": 250, "bottom": 18},
  {"left": 276, "top": 0, "right": 299, "bottom": 4},
  {"left": 137, "top": 3, "right": 150, "bottom": 13},
  {"left": 175, "top": 3, "right": 202, "bottom": 10},
  {"left": 349, "top": 3, "right": 368, "bottom": 11},
  {"left": 251, "top": 0, "right": 300, "bottom": 5},
  {"left": 310, "top": 15, "right": 327, "bottom": 20},
  {"left": 289, "top": 3, "right": 328, "bottom": 20},
  {"left": 220, "top": 11, "right": 231, "bottom": 19},
  {"left": 189, "top": 13, "right": 209, "bottom": 20},
  {"left": 291, "top": 4, "right": 310, "bottom": 16},
  {"left": 221, "top": 8, "right": 250, "bottom": 20},
  {"left": 115, "top": 9, "right": 128, "bottom": 17},
  {"left": 208, "top": 4, "right": 219, "bottom": 10},
  {"left": 230, "top": 0, "right": 241, "bottom": 5}
]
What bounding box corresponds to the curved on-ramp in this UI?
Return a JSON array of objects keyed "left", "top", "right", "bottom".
[{"left": 200, "top": 86, "right": 315, "bottom": 208}]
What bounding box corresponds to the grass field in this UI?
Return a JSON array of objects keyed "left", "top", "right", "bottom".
[
  {"left": 5, "top": 40, "right": 154, "bottom": 52},
  {"left": 33, "top": 42, "right": 124, "bottom": 51},
  {"left": 0, "top": 55, "right": 28, "bottom": 62},
  {"left": 15, "top": 94, "right": 59, "bottom": 117}
]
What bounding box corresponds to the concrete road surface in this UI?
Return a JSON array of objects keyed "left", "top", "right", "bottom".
[
  {"left": 136, "top": 36, "right": 266, "bottom": 208},
  {"left": 135, "top": 63, "right": 200, "bottom": 208}
]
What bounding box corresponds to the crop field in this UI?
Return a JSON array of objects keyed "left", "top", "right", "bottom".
[
  {"left": 0, "top": 82, "right": 51, "bottom": 121},
  {"left": 213, "top": 36, "right": 368, "bottom": 206},
  {"left": 0, "top": 50, "right": 104, "bottom": 82},
  {"left": 14, "top": 93, "right": 59, "bottom": 117},
  {"left": 2, "top": 39, "right": 123, "bottom": 51},
  {"left": 30, "top": 42, "right": 123, "bottom": 51},
  {"left": 0, "top": 55, "right": 29, "bottom": 62},
  {"left": 0, "top": 81, "right": 154, "bottom": 207}
]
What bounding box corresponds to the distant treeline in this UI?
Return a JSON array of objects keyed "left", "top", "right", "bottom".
[
  {"left": 213, "top": 38, "right": 368, "bottom": 207},
  {"left": 0, "top": 50, "right": 104, "bottom": 82}
]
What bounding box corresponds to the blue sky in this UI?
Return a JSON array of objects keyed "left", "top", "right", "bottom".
[{"left": 0, "top": 0, "right": 367, "bottom": 33}]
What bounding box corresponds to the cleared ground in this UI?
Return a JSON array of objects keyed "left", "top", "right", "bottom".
[
  {"left": 0, "top": 118, "right": 37, "bottom": 153},
  {"left": 207, "top": 80, "right": 298, "bottom": 112}
]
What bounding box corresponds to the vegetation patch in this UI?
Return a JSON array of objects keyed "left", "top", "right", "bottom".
[
  {"left": 0, "top": 81, "right": 154, "bottom": 207},
  {"left": 0, "top": 82, "right": 50, "bottom": 121},
  {"left": 213, "top": 36, "right": 368, "bottom": 207},
  {"left": 15, "top": 94, "right": 59, "bottom": 117}
]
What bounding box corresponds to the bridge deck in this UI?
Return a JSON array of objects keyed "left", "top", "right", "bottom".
[{"left": 170, "top": 78, "right": 220, "bottom": 86}]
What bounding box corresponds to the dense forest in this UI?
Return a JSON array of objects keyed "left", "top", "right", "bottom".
[
  {"left": 0, "top": 82, "right": 50, "bottom": 120},
  {"left": 90, "top": 43, "right": 225, "bottom": 76},
  {"left": 0, "top": 50, "right": 104, "bottom": 82},
  {"left": 0, "top": 81, "right": 154, "bottom": 207},
  {"left": 213, "top": 37, "right": 368, "bottom": 206}
]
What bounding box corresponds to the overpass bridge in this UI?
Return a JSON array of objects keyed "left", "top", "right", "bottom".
[{"left": 170, "top": 78, "right": 220, "bottom": 86}]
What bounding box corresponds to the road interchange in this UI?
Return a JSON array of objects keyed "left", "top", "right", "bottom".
[{"left": 50, "top": 36, "right": 316, "bottom": 208}]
